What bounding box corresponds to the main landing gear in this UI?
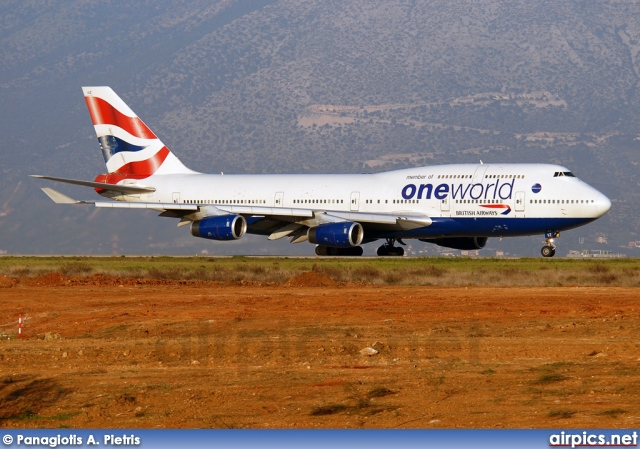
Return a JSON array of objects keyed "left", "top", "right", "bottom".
[
  {"left": 377, "top": 238, "right": 405, "bottom": 257},
  {"left": 541, "top": 231, "right": 560, "bottom": 258},
  {"left": 315, "top": 245, "right": 363, "bottom": 256}
]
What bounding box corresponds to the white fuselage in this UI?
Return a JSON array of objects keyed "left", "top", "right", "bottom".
[{"left": 106, "top": 163, "right": 610, "bottom": 240}]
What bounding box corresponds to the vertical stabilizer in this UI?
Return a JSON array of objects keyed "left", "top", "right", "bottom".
[{"left": 82, "top": 87, "right": 196, "bottom": 178}]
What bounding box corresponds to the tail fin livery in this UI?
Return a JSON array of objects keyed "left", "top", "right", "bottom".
[{"left": 83, "top": 87, "right": 195, "bottom": 179}]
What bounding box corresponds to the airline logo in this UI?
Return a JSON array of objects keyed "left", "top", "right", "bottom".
[
  {"left": 84, "top": 88, "right": 169, "bottom": 178},
  {"left": 480, "top": 204, "right": 512, "bottom": 215},
  {"left": 402, "top": 179, "right": 515, "bottom": 201}
]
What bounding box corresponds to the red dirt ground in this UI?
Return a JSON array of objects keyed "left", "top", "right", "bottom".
[{"left": 1, "top": 272, "right": 639, "bottom": 428}]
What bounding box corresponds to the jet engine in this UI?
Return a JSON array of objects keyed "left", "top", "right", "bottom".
[
  {"left": 308, "top": 222, "right": 364, "bottom": 248},
  {"left": 421, "top": 237, "right": 488, "bottom": 250},
  {"left": 191, "top": 215, "right": 247, "bottom": 241}
]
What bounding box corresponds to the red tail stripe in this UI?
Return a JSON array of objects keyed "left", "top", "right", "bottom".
[
  {"left": 114, "top": 146, "right": 170, "bottom": 176},
  {"left": 92, "top": 147, "right": 170, "bottom": 193},
  {"left": 85, "top": 96, "right": 156, "bottom": 140}
]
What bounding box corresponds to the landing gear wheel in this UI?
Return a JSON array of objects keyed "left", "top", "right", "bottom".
[
  {"left": 377, "top": 239, "right": 405, "bottom": 257},
  {"left": 326, "top": 246, "right": 340, "bottom": 256},
  {"left": 315, "top": 245, "right": 327, "bottom": 256},
  {"left": 392, "top": 246, "right": 405, "bottom": 256},
  {"left": 541, "top": 245, "right": 556, "bottom": 258},
  {"left": 316, "top": 245, "right": 363, "bottom": 256},
  {"left": 541, "top": 231, "right": 559, "bottom": 258},
  {"left": 347, "top": 246, "right": 364, "bottom": 256}
]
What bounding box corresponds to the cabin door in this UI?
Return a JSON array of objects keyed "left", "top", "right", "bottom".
[
  {"left": 472, "top": 165, "right": 488, "bottom": 183},
  {"left": 440, "top": 197, "right": 450, "bottom": 212},
  {"left": 274, "top": 192, "right": 284, "bottom": 207},
  {"left": 350, "top": 192, "right": 360, "bottom": 211},
  {"left": 515, "top": 191, "right": 525, "bottom": 212}
]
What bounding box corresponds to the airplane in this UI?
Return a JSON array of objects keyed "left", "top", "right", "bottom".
[{"left": 32, "top": 87, "right": 611, "bottom": 257}]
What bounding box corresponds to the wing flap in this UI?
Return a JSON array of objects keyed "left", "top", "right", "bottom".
[
  {"left": 268, "top": 223, "right": 304, "bottom": 240},
  {"left": 95, "top": 202, "right": 198, "bottom": 211},
  {"left": 216, "top": 205, "right": 314, "bottom": 218},
  {"left": 327, "top": 211, "right": 432, "bottom": 229}
]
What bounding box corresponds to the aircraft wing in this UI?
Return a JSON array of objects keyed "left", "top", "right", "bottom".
[{"left": 38, "top": 188, "right": 432, "bottom": 240}]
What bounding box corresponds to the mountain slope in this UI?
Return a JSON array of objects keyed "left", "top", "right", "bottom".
[{"left": 1, "top": 0, "right": 638, "bottom": 255}]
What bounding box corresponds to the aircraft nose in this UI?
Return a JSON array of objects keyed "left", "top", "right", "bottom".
[{"left": 595, "top": 194, "right": 611, "bottom": 217}]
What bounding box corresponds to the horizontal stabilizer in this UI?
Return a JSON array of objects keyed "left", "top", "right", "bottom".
[
  {"left": 40, "top": 187, "right": 84, "bottom": 204},
  {"left": 31, "top": 175, "right": 156, "bottom": 194},
  {"left": 38, "top": 188, "right": 199, "bottom": 214}
]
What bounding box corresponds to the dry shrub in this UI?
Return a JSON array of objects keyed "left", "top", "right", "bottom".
[
  {"left": 366, "top": 387, "right": 396, "bottom": 399},
  {"left": 191, "top": 267, "right": 208, "bottom": 280},
  {"left": 312, "top": 264, "right": 342, "bottom": 281},
  {"left": 548, "top": 410, "right": 576, "bottom": 419},
  {"left": 497, "top": 267, "right": 524, "bottom": 276},
  {"left": 597, "top": 408, "right": 627, "bottom": 418},
  {"left": 596, "top": 273, "right": 618, "bottom": 284},
  {"left": 248, "top": 265, "right": 267, "bottom": 275},
  {"left": 9, "top": 266, "right": 52, "bottom": 278},
  {"left": 489, "top": 267, "right": 533, "bottom": 286},
  {"left": 145, "top": 268, "right": 170, "bottom": 279},
  {"left": 383, "top": 272, "right": 402, "bottom": 285},
  {"left": 353, "top": 266, "right": 381, "bottom": 283},
  {"left": 60, "top": 262, "right": 93, "bottom": 277},
  {"left": 588, "top": 263, "right": 610, "bottom": 274},
  {"left": 146, "top": 267, "right": 208, "bottom": 280},
  {"left": 408, "top": 264, "right": 447, "bottom": 278},
  {"left": 534, "top": 373, "right": 568, "bottom": 385},
  {"left": 10, "top": 267, "right": 33, "bottom": 277},
  {"left": 310, "top": 404, "right": 347, "bottom": 416}
]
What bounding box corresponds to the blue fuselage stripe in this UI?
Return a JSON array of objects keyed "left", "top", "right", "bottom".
[{"left": 364, "top": 217, "right": 597, "bottom": 240}]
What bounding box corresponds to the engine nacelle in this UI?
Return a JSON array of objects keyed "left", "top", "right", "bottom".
[
  {"left": 308, "top": 222, "right": 364, "bottom": 248},
  {"left": 421, "top": 237, "right": 488, "bottom": 250},
  {"left": 190, "top": 215, "right": 247, "bottom": 241}
]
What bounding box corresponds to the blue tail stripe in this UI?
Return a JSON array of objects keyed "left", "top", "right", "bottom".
[{"left": 98, "top": 135, "right": 148, "bottom": 162}]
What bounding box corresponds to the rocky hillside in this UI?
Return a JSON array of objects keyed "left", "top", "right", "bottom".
[{"left": 1, "top": 0, "right": 638, "bottom": 255}]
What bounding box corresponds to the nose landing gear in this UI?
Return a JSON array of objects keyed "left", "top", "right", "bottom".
[
  {"left": 541, "top": 231, "right": 560, "bottom": 258},
  {"left": 377, "top": 238, "right": 405, "bottom": 256}
]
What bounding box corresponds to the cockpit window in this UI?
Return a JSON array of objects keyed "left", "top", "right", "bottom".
[{"left": 553, "top": 171, "right": 575, "bottom": 177}]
